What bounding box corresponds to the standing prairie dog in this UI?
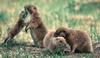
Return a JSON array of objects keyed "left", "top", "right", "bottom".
[
  {"left": 43, "top": 31, "right": 67, "bottom": 52},
  {"left": 3, "top": 9, "right": 28, "bottom": 44},
  {"left": 24, "top": 5, "right": 47, "bottom": 48},
  {"left": 54, "top": 27, "right": 93, "bottom": 53}
]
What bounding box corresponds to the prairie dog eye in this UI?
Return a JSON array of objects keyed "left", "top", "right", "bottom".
[
  {"left": 59, "top": 40, "right": 62, "bottom": 43},
  {"left": 56, "top": 37, "right": 62, "bottom": 43}
]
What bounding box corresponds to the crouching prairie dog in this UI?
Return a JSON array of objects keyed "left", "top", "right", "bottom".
[
  {"left": 54, "top": 27, "right": 93, "bottom": 53},
  {"left": 43, "top": 31, "right": 67, "bottom": 52},
  {"left": 24, "top": 5, "right": 47, "bottom": 48}
]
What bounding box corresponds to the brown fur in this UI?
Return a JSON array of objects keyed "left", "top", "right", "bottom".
[
  {"left": 54, "top": 27, "right": 93, "bottom": 53},
  {"left": 3, "top": 10, "right": 28, "bottom": 44},
  {"left": 43, "top": 31, "right": 67, "bottom": 52},
  {"left": 24, "top": 5, "right": 47, "bottom": 48}
]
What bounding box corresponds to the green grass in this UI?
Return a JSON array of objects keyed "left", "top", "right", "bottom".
[
  {"left": 0, "top": 44, "right": 94, "bottom": 58},
  {"left": 0, "top": 0, "right": 100, "bottom": 58}
]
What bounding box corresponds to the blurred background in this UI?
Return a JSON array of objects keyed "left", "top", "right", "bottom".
[{"left": 0, "top": 0, "right": 100, "bottom": 44}]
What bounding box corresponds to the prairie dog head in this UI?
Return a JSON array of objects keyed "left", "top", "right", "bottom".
[
  {"left": 24, "top": 5, "right": 37, "bottom": 14},
  {"left": 51, "top": 37, "right": 67, "bottom": 48},
  {"left": 54, "top": 27, "right": 70, "bottom": 39},
  {"left": 48, "top": 36, "right": 67, "bottom": 53},
  {"left": 24, "top": 5, "right": 42, "bottom": 31},
  {"left": 19, "top": 8, "right": 28, "bottom": 20}
]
